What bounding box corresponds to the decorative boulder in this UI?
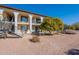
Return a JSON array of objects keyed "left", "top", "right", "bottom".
[{"left": 63, "top": 30, "right": 76, "bottom": 34}]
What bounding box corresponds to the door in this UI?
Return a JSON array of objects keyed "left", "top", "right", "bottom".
[{"left": 35, "top": 26, "right": 39, "bottom": 33}]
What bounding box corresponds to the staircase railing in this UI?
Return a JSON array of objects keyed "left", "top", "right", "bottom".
[{"left": 0, "top": 19, "right": 22, "bottom": 38}]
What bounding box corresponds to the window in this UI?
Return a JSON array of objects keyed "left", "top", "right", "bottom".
[
  {"left": 36, "top": 18, "right": 41, "bottom": 23},
  {"left": 21, "top": 25, "right": 28, "bottom": 31},
  {"left": 21, "top": 16, "right": 28, "bottom": 22}
]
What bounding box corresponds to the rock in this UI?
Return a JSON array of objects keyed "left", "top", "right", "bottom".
[{"left": 63, "top": 30, "right": 76, "bottom": 34}]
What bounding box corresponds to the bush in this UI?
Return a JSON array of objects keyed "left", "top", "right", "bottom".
[
  {"left": 30, "top": 36, "right": 40, "bottom": 43},
  {"left": 69, "top": 26, "right": 76, "bottom": 30},
  {"left": 64, "top": 24, "right": 76, "bottom": 30}
]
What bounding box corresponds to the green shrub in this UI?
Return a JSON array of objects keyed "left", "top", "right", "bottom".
[{"left": 69, "top": 26, "right": 76, "bottom": 30}]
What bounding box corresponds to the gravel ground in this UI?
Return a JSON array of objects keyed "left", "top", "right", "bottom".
[{"left": 0, "top": 31, "right": 79, "bottom": 55}]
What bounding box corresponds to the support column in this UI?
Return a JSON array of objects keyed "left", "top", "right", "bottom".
[
  {"left": 29, "top": 14, "right": 33, "bottom": 33},
  {"left": 40, "top": 16, "right": 44, "bottom": 23},
  {"left": 13, "top": 12, "right": 19, "bottom": 34},
  {"left": 0, "top": 9, "right": 4, "bottom": 20}
]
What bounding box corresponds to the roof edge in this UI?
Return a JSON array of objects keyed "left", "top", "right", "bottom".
[{"left": 0, "top": 5, "right": 47, "bottom": 17}]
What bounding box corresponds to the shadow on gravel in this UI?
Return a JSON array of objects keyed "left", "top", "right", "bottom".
[{"left": 65, "top": 49, "right": 79, "bottom": 55}]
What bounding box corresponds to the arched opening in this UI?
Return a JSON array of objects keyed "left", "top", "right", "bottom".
[
  {"left": 32, "top": 16, "right": 41, "bottom": 33},
  {"left": 21, "top": 16, "right": 28, "bottom": 22},
  {"left": 32, "top": 15, "right": 41, "bottom": 24},
  {"left": 18, "top": 14, "right": 29, "bottom": 34}
]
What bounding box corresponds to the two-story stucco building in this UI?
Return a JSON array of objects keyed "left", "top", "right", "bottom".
[{"left": 0, "top": 5, "right": 46, "bottom": 36}]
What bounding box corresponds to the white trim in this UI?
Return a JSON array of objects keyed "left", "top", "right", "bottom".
[{"left": 40, "top": 16, "right": 44, "bottom": 23}]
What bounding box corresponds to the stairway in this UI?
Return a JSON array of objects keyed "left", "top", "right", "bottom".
[{"left": 0, "top": 20, "right": 22, "bottom": 38}]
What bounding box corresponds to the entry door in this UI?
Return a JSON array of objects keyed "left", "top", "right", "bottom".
[
  {"left": 11, "top": 25, "right": 15, "bottom": 32},
  {"left": 35, "top": 26, "right": 39, "bottom": 33}
]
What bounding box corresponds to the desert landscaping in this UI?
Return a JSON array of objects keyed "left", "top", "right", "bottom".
[{"left": 0, "top": 31, "right": 79, "bottom": 55}]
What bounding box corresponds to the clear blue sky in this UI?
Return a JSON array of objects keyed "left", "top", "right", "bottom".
[{"left": 4, "top": 4, "right": 79, "bottom": 25}]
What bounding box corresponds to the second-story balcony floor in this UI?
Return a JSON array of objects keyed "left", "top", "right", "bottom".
[{"left": 18, "top": 22, "right": 29, "bottom": 25}]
